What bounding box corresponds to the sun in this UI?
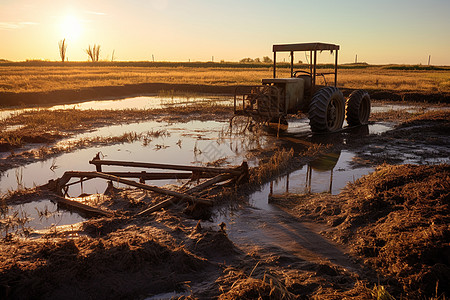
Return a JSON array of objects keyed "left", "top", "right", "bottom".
[{"left": 60, "top": 15, "right": 82, "bottom": 41}]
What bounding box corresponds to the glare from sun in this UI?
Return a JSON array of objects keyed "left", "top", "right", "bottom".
[{"left": 60, "top": 15, "right": 82, "bottom": 41}]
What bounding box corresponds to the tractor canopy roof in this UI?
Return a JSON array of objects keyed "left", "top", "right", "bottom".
[{"left": 273, "top": 42, "right": 340, "bottom": 52}]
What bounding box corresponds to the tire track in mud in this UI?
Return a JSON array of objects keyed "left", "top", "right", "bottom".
[{"left": 218, "top": 206, "right": 362, "bottom": 273}]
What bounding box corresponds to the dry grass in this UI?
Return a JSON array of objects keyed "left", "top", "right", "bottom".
[
  {"left": 0, "top": 104, "right": 231, "bottom": 149},
  {"left": 1, "top": 65, "right": 449, "bottom": 94},
  {"left": 337, "top": 68, "right": 450, "bottom": 93},
  {"left": 0, "top": 66, "right": 269, "bottom": 93},
  {"left": 251, "top": 147, "right": 294, "bottom": 185},
  {"left": 218, "top": 267, "right": 296, "bottom": 300},
  {"left": 273, "top": 163, "right": 450, "bottom": 298},
  {"left": 0, "top": 219, "right": 211, "bottom": 298},
  {"left": 334, "top": 164, "right": 450, "bottom": 298},
  {"left": 32, "top": 130, "right": 168, "bottom": 160}
]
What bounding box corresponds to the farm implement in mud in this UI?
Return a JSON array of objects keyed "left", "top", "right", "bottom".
[
  {"left": 41, "top": 154, "right": 249, "bottom": 218},
  {"left": 233, "top": 42, "right": 371, "bottom": 133}
]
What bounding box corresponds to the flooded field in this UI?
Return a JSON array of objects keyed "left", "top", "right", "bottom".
[
  {"left": 0, "top": 119, "right": 263, "bottom": 194},
  {"left": 1, "top": 94, "right": 449, "bottom": 299},
  {"left": 249, "top": 150, "right": 374, "bottom": 210},
  {"left": 2, "top": 94, "right": 448, "bottom": 234},
  {"left": 1, "top": 95, "right": 408, "bottom": 196},
  {"left": 0, "top": 95, "right": 233, "bottom": 120},
  {"left": 1, "top": 199, "right": 86, "bottom": 236}
]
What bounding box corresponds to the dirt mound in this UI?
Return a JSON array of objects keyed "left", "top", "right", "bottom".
[
  {"left": 189, "top": 230, "right": 240, "bottom": 262},
  {"left": 0, "top": 222, "right": 215, "bottom": 299},
  {"left": 272, "top": 164, "right": 449, "bottom": 298},
  {"left": 331, "top": 164, "right": 450, "bottom": 298}
]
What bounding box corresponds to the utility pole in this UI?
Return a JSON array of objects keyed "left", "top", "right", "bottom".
[
  {"left": 152, "top": 54, "right": 155, "bottom": 62},
  {"left": 428, "top": 55, "right": 431, "bottom": 66},
  {"left": 212, "top": 56, "right": 214, "bottom": 62},
  {"left": 355, "top": 54, "right": 358, "bottom": 64}
]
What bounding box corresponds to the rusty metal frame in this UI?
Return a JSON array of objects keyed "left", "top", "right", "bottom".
[{"left": 234, "top": 85, "right": 282, "bottom": 120}]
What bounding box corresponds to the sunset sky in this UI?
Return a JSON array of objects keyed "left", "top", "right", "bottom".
[{"left": 1, "top": 0, "right": 449, "bottom": 65}]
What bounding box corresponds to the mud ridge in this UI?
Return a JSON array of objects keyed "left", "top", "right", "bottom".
[
  {"left": 1, "top": 83, "right": 449, "bottom": 108},
  {"left": 0, "top": 83, "right": 237, "bottom": 107}
]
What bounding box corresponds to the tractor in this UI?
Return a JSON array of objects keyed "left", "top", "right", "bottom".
[{"left": 233, "top": 42, "right": 371, "bottom": 133}]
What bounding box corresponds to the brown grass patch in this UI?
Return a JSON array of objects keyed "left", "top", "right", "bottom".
[
  {"left": 1, "top": 65, "right": 449, "bottom": 94},
  {"left": 250, "top": 147, "right": 294, "bottom": 185},
  {"left": 332, "top": 164, "right": 450, "bottom": 298},
  {"left": 0, "top": 105, "right": 231, "bottom": 152},
  {"left": 272, "top": 164, "right": 450, "bottom": 298}
]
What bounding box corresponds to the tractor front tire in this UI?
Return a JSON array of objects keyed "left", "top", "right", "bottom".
[
  {"left": 308, "top": 87, "right": 345, "bottom": 133},
  {"left": 346, "top": 89, "right": 371, "bottom": 126}
]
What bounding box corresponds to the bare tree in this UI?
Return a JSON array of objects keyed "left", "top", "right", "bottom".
[
  {"left": 239, "top": 57, "right": 254, "bottom": 63},
  {"left": 58, "top": 39, "right": 67, "bottom": 62},
  {"left": 86, "top": 44, "right": 101, "bottom": 62}
]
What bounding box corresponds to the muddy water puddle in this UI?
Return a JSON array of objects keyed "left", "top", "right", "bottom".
[
  {"left": 371, "top": 102, "right": 450, "bottom": 114},
  {"left": 286, "top": 118, "right": 392, "bottom": 136},
  {"left": 0, "top": 119, "right": 268, "bottom": 232},
  {"left": 50, "top": 95, "right": 233, "bottom": 111},
  {"left": 0, "top": 97, "right": 422, "bottom": 237},
  {"left": 249, "top": 150, "right": 373, "bottom": 210},
  {"left": 1, "top": 120, "right": 265, "bottom": 194},
  {"left": 214, "top": 150, "right": 373, "bottom": 269},
  {"left": 0, "top": 198, "right": 86, "bottom": 238},
  {"left": 1, "top": 114, "right": 393, "bottom": 234},
  {"left": 0, "top": 95, "right": 233, "bottom": 120}
]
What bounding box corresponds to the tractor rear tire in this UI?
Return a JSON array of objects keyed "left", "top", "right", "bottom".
[
  {"left": 308, "top": 87, "right": 345, "bottom": 133},
  {"left": 346, "top": 89, "right": 371, "bottom": 126}
]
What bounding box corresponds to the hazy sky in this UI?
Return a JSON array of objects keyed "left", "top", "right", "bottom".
[{"left": 1, "top": 0, "right": 449, "bottom": 65}]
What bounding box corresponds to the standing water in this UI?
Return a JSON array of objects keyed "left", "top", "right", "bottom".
[{"left": 1, "top": 95, "right": 393, "bottom": 236}]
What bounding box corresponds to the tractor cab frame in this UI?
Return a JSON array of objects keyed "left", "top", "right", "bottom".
[{"left": 272, "top": 42, "right": 339, "bottom": 95}]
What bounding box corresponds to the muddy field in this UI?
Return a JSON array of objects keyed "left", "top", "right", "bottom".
[{"left": 0, "top": 93, "right": 449, "bottom": 299}]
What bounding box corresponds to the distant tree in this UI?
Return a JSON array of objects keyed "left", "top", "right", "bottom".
[
  {"left": 86, "top": 44, "right": 101, "bottom": 62},
  {"left": 58, "top": 39, "right": 67, "bottom": 62},
  {"left": 262, "top": 56, "right": 273, "bottom": 63},
  {"left": 239, "top": 57, "right": 254, "bottom": 63},
  {"left": 254, "top": 57, "right": 261, "bottom": 63}
]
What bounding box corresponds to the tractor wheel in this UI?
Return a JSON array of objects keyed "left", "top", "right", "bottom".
[
  {"left": 346, "top": 89, "right": 371, "bottom": 126},
  {"left": 308, "top": 87, "right": 345, "bottom": 133}
]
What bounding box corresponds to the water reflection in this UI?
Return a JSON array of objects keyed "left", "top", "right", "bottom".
[
  {"left": 0, "top": 120, "right": 270, "bottom": 196},
  {"left": 0, "top": 95, "right": 233, "bottom": 120},
  {"left": 0, "top": 199, "right": 86, "bottom": 237},
  {"left": 0, "top": 118, "right": 270, "bottom": 232},
  {"left": 250, "top": 150, "right": 374, "bottom": 210}
]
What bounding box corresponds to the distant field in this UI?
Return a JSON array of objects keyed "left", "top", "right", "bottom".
[{"left": 1, "top": 61, "right": 449, "bottom": 94}]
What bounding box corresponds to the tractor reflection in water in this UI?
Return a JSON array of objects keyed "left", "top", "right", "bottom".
[{"left": 269, "top": 151, "right": 342, "bottom": 198}]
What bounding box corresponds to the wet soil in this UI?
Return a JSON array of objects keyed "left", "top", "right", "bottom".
[
  {"left": 348, "top": 110, "right": 450, "bottom": 166},
  {"left": 273, "top": 164, "right": 450, "bottom": 299},
  {"left": 0, "top": 98, "right": 449, "bottom": 299}
]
